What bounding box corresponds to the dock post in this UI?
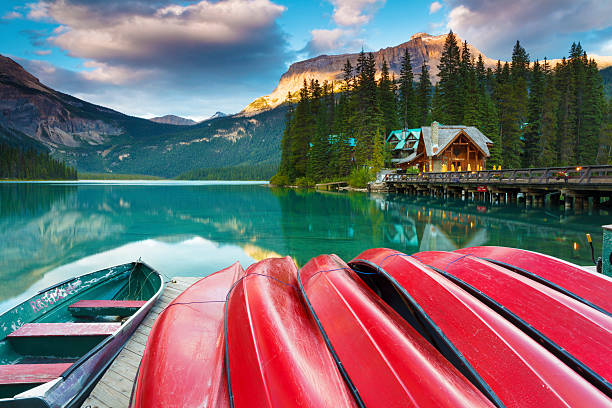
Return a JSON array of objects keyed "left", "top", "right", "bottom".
[{"left": 603, "top": 225, "right": 612, "bottom": 277}]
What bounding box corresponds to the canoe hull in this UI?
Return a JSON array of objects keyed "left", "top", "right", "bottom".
[
  {"left": 454, "top": 246, "right": 612, "bottom": 314},
  {"left": 225, "top": 257, "right": 357, "bottom": 408},
  {"left": 350, "top": 248, "right": 612, "bottom": 408},
  {"left": 299, "top": 254, "right": 493, "bottom": 407},
  {"left": 131, "top": 262, "right": 245, "bottom": 408}
]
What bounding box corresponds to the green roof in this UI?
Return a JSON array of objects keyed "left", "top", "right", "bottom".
[{"left": 386, "top": 128, "right": 421, "bottom": 143}]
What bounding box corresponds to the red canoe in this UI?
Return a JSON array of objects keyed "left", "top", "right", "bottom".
[
  {"left": 350, "top": 248, "right": 612, "bottom": 408},
  {"left": 131, "top": 262, "right": 245, "bottom": 408},
  {"left": 415, "top": 250, "right": 612, "bottom": 390},
  {"left": 454, "top": 246, "right": 612, "bottom": 314},
  {"left": 225, "top": 257, "right": 357, "bottom": 408},
  {"left": 298, "top": 254, "right": 494, "bottom": 407}
]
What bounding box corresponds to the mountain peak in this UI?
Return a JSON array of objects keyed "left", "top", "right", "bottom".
[
  {"left": 410, "top": 32, "right": 432, "bottom": 40},
  {"left": 0, "top": 54, "right": 50, "bottom": 94},
  {"left": 149, "top": 115, "right": 196, "bottom": 126}
]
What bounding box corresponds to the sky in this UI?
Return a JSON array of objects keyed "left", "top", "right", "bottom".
[{"left": 1, "top": 0, "right": 612, "bottom": 121}]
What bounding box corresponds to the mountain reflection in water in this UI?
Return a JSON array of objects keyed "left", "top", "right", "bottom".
[{"left": 0, "top": 182, "right": 606, "bottom": 312}]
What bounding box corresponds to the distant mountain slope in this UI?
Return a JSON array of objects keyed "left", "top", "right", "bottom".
[
  {"left": 0, "top": 55, "right": 286, "bottom": 177},
  {"left": 242, "top": 32, "right": 612, "bottom": 115},
  {"left": 149, "top": 115, "right": 196, "bottom": 126},
  {"left": 0, "top": 55, "right": 180, "bottom": 149},
  {"left": 54, "top": 105, "right": 287, "bottom": 177}
]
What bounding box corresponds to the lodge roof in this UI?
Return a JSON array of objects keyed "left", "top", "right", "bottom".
[
  {"left": 421, "top": 124, "right": 493, "bottom": 157},
  {"left": 396, "top": 123, "right": 493, "bottom": 165}
]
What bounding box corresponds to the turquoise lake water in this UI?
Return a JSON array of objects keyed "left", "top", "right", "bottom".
[{"left": 0, "top": 181, "right": 608, "bottom": 313}]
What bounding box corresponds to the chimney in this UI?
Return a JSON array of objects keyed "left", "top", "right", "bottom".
[{"left": 431, "top": 121, "right": 439, "bottom": 148}]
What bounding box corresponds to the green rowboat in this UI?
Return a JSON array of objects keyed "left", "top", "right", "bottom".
[{"left": 0, "top": 261, "right": 163, "bottom": 408}]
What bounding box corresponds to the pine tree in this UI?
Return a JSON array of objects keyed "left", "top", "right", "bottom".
[
  {"left": 556, "top": 58, "right": 577, "bottom": 165},
  {"left": 415, "top": 62, "right": 432, "bottom": 126},
  {"left": 398, "top": 48, "right": 417, "bottom": 129},
  {"left": 437, "top": 30, "right": 462, "bottom": 123},
  {"left": 378, "top": 58, "right": 399, "bottom": 136},
  {"left": 539, "top": 59, "right": 559, "bottom": 166},
  {"left": 578, "top": 59, "right": 605, "bottom": 164},
  {"left": 523, "top": 60, "right": 545, "bottom": 166}
]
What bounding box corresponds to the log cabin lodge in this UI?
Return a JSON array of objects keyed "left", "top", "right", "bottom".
[{"left": 389, "top": 121, "right": 493, "bottom": 172}]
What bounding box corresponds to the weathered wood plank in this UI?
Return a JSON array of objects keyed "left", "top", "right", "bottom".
[
  {"left": 87, "top": 380, "right": 130, "bottom": 407},
  {"left": 81, "top": 393, "right": 113, "bottom": 408},
  {"left": 80, "top": 276, "right": 202, "bottom": 408}
]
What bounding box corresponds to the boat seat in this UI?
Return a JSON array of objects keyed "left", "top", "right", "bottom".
[
  {"left": 7, "top": 323, "right": 121, "bottom": 358},
  {"left": 68, "top": 300, "right": 146, "bottom": 318},
  {"left": 0, "top": 363, "right": 72, "bottom": 397}
]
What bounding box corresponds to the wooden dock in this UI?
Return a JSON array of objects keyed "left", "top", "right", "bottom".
[{"left": 81, "top": 276, "right": 201, "bottom": 408}]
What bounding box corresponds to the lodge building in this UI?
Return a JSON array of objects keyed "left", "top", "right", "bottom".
[{"left": 392, "top": 122, "right": 493, "bottom": 172}]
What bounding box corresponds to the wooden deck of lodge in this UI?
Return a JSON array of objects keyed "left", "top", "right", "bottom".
[{"left": 81, "top": 276, "right": 201, "bottom": 408}]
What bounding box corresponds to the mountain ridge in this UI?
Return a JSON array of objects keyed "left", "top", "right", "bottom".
[
  {"left": 149, "top": 115, "right": 196, "bottom": 126},
  {"left": 241, "top": 32, "right": 612, "bottom": 115}
]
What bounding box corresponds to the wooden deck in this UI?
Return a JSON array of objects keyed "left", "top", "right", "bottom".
[{"left": 81, "top": 276, "right": 201, "bottom": 408}]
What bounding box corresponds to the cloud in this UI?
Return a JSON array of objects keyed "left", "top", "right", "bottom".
[
  {"left": 330, "top": 0, "right": 385, "bottom": 27},
  {"left": 34, "top": 49, "right": 52, "bottom": 56},
  {"left": 302, "top": 0, "right": 384, "bottom": 57},
  {"left": 14, "top": 56, "right": 262, "bottom": 119},
  {"left": 2, "top": 11, "right": 23, "bottom": 20},
  {"left": 429, "top": 2, "right": 442, "bottom": 14},
  {"left": 445, "top": 0, "right": 612, "bottom": 58},
  {"left": 20, "top": 29, "right": 48, "bottom": 47},
  {"left": 301, "top": 28, "right": 363, "bottom": 56},
  {"left": 19, "top": 0, "right": 291, "bottom": 115}
]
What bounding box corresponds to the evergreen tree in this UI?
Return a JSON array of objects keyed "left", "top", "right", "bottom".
[
  {"left": 353, "top": 51, "right": 384, "bottom": 169},
  {"left": 523, "top": 60, "right": 545, "bottom": 166},
  {"left": 398, "top": 48, "right": 417, "bottom": 129},
  {"left": 378, "top": 58, "right": 399, "bottom": 136},
  {"left": 415, "top": 62, "right": 432, "bottom": 126},
  {"left": 539, "top": 59, "right": 559, "bottom": 166},
  {"left": 437, "top": 30, "right": 462, "bottom": 123},
  {"left": 556, "top": 57, "right": 577, "bottom": 165}
]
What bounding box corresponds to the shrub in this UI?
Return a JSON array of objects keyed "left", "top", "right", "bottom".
[
  {"left": 269, "top": 173, "right": 290, "bottom": 186},
  {"left": 404, "top": 167, "right": 419, "bottom": 175},
  {"left": 295, "top": 176, "right": 315, "bottom": 188},
  {"left": 348, "top": 167, "right": 374, "bottom": 188}
]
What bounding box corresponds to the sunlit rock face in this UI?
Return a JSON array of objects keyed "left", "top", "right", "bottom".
[
  {"left": 0, "top": 55, "right": 123, "bottom": 148},
  {"left": 241, "top": 33, "right": 495, "bottom": 115},
  {"left": 242, "top": 32, "right": 612, "bottom": 116}
]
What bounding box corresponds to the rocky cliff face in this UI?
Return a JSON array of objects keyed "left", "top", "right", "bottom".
[
  {"left": 241, "top": 33, "right": 495, "bottom": 115},
  {"left": 0, "top": 55, "right": 123, "bottom": 148},
  {"left": 149, "top": 115, "right": 196, "bottom": 126},
  {"left": 242, "top": 32, "right": 612, "bottom": 115}
]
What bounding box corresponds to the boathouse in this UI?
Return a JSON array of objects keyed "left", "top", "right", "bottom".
[
  {"left": 397, "top": 122, "right": 493, "bottom": 172},
  {"left": 387, "top": 128, "right": 420, "bottom": 162}
]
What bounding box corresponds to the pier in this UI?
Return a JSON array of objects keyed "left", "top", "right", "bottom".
[
  {"left": 81, "top": 277, "right": 200, "bottom": 408},
  {"left": 383, "top": 165, "right": 612, "bottom": 209}
]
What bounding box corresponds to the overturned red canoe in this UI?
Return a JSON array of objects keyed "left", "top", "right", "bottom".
[
  {"left": 299, "top": 254, "right": 494, "bottom": 407},
  {"left": 454, "top": 246, "right": 612, "bottom": 314},
  {"left": 350, "top": 248, "right": 612, "bottom": 408},
  {"left": 131, "top": 262, "right": 245, "bottom": 408},
  {"left": 415, "top": 250, "right": 612, "bottom": 391},
  {"left": 225, "top": 257, "right": 357, "bottom": 408}
]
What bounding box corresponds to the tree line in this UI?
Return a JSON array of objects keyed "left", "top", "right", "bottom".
[
  {"left": 272, "top": 30, "right": 612, "bottom": 185},
  {"left": 0, "top": 143, "right": 77, "bottom": 180},
  {"left": 178, "top": 162, "right": 278, "bottom": 180}
]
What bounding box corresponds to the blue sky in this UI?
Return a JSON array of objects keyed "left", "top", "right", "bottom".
[{"left": 1, "top": 0, "right": 611, "bottom": 120}]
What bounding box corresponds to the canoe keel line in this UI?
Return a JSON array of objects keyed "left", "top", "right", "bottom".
[{"left": 10, "top": 246, "right": 607, "bottom": 407}]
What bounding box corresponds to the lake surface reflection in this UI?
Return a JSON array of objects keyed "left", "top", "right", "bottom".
[{"left": 0, "top": 181, "right": 608, "bottom": 312}]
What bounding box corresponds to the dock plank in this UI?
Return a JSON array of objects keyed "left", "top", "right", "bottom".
[{"left": 80, "top": 276, "right": 200, "bottom": 408}]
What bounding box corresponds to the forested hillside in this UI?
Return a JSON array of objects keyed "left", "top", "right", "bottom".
[
  {"left": 273, "top": 31, "right": 611, "bottom": 185},
  {"left": 0, "top": 142, "right": 77, "bottom": 180}
]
